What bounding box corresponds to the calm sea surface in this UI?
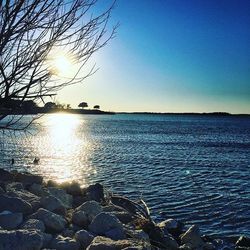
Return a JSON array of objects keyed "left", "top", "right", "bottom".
[{"left": 0, "top": 113, "right": 249, "bottom": 239}]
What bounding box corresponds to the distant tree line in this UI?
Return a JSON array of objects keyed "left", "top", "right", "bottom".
[{"left": 0, "top": 98, "right": 101, "bottom": 115}]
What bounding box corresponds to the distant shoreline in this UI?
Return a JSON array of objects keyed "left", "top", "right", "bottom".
[
  {"left": 1, "top": 109, "right": 249, "bottom": 116},
  {"left": 116, "top": 112, "right": 250, "bottom": 117}
]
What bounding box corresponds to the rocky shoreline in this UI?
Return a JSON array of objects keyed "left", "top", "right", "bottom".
[{"left": 0, "top": 168, "right": 248, "bottom": 250}]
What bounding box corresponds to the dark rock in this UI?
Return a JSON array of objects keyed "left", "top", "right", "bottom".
[
  {"left": 29, "top": 208, "right": 66, "bottom": 233},
  {"left": 111, "top": 211, "right": 134, "bottom": 224},
  {"left": 41, "top": 232, "right": 53, "bottom": 248},
  {"left": 181, "top": 225, "right": 205, "bottom": 249},
  {"left": 68, "top": 223, "right": 81, "bottom": 233},
  {"left": 49, "top": 235, "right": 80, "bottom": 250},
  {"left": 41, "top": 195, "right": 66, "bottom": 215},
  {"left": 75, "top": 229, "right": 94, "bottom": 248},
  {"left": 61, "top": 228, "right": 75, "bottom": 238},
  {"left": 85, "top": 183, "right": 104, "bottom": 202},
  {"left": 0, "top": 169, "right": 14, "bottom": 182},
  {"left": 29, "top": 183, "right": 49, "bottom": 197},
  {"left": 15, "top": 172, "right": 43, "bottom": 185},
  {"left": 0, "top": 229, "right": 43, "bottom": 250},
  {"left": 105, "top": 227, "right": 126, "bottom": 240},
  {"left": 21, "top": 218, "right": 45, "bottom": 232},
  {"left": 72, "top": 210, "right": 88, "bottom": 227},
  {"left": 0, "top": 211, "right": 23, "bottom": 229},
  {"left": 73, "top": 195, "right": 88, "bottom": 208},
  {"left": 142, "top": 221, "right": 178, "bottom": 249},
  {"left": 158, "top": 218, "right": 184, "bottom": 238},
  {"left": 0, "top": 194, "right": 32, "bottom": 214},
  {"left": 7, "top": 189, "right": 41, "bottom": 211},
  {"left": 236, "top": 236, "right": 250, "bottom": 248}
]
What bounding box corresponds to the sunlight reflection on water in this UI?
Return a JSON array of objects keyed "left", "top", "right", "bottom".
[{"left": 29, "top": 113, "right": 97, "bottom": 184}]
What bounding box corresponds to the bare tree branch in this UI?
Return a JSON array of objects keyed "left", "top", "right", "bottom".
[{"left": 0, "top": 0, "right": 117, "bottom": 130}]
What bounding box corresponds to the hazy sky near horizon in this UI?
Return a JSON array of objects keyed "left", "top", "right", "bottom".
[{"left": 58, "top": 0, "right": 250, "bottom": 113}]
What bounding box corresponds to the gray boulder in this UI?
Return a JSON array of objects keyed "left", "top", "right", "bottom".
[
  {"left": 105, "top": 227, "right": 126, "bottom": 240},
  {"left": 88, "top": 212, "right": 125, "bottom": 240},
  {"left": 181, "top": 225, "right": 205, "bottom": 249},
  {"left": 76, "top": 201, "right": 102, "bottom": 222},
  {"left": 29, "top": 183, "right": 50, "bottom": 197},
  {"left": 7, "top": 189, "right": 41, "bottom": 211},
  {"left": 21, "top": 219, "right": 45, "bottom": 232},
  {"left": 49, "top": 235, "right": 80, "bottom": 250},
  {"left": 15, "top": 172, "right": 43, "bottom": 185},
  {"left": 75, "top": 229, "right": 94, "bottom": 249},
  {"left": 0, "top": 194, "right": 32, "bottom": 214},
  {"left": 0, "top": 229, "right": 43, "bottom": 250},
  {"left": 29, "top": 208, "right": 66, "bottom": 233},
  {"left": 72, "top": 210, "right": 88, "bottom": 227},
  {"left": 41, "top": 195, "right": 66, "bottom": 215},
  {"left": 0, "top": 210, "right": 23, "bottom": 229},
  {"left": 48, "top": 187, "right": 73, "bottom": 208}
]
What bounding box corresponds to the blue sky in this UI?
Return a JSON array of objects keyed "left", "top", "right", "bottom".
[{"left": 58, "top": 0, "right": 250, "bottom": 113}]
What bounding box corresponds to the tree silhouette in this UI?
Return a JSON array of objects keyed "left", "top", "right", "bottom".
[
  {"left": 93, "top": 105, "right": 100, "bottom": 110},
  {"left": 78, "top": 102, "right": 88, "bottom": 109},
  {"left": 0, "top": 0, "right": 117, "bottom": 130}
]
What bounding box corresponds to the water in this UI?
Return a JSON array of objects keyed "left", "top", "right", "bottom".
[{"left": 0, "top": 113, "right": 249, "bottom": 239}]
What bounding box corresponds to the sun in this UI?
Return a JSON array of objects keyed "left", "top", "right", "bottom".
[
  {"left": 47, "top": 50, "right": 76, "bottom": 78},
  {"left": 54, "top": 55, "right": 72, "bottom": 75}
]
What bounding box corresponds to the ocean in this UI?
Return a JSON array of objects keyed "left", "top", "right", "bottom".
[{"left": 0, "top": 113, "right": 249, "bottom": 239}]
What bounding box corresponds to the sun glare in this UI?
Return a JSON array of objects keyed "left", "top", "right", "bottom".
[
  {"left": 47, "top": 49, "right": 76, "bottom": 78},
  {"left": 54, "top": 55, "right": 72, "bottom": 75}
]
